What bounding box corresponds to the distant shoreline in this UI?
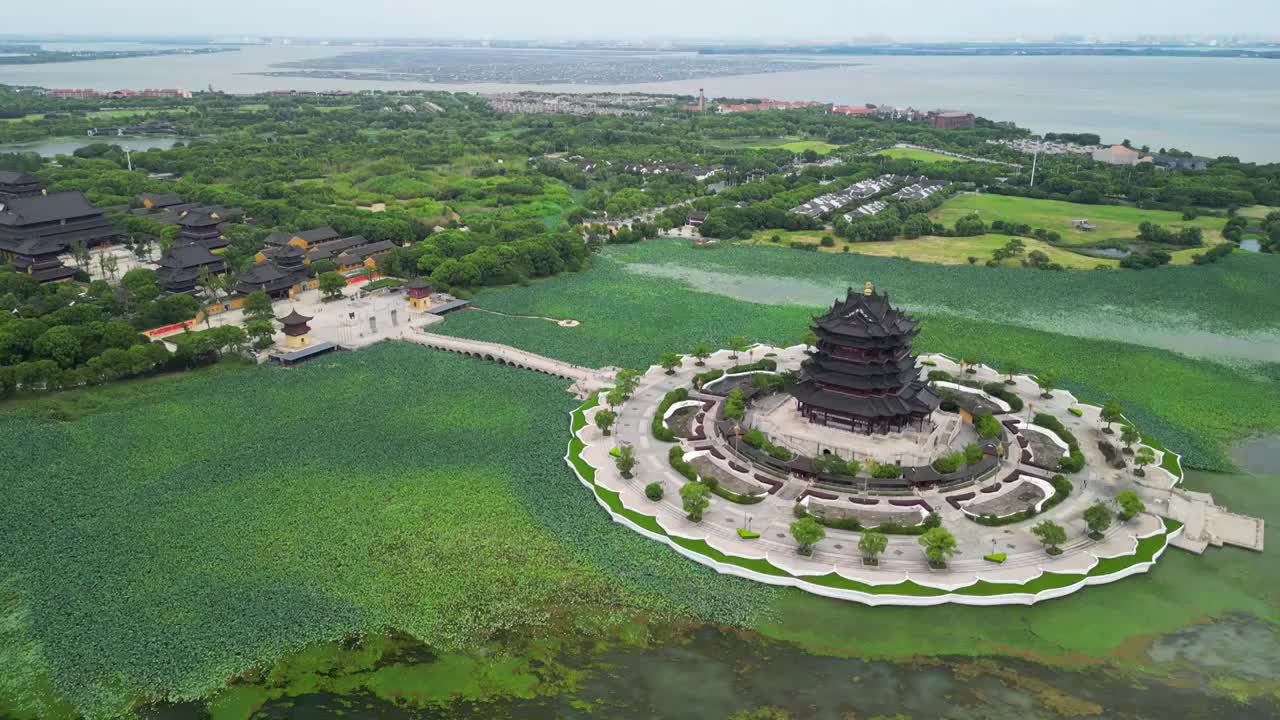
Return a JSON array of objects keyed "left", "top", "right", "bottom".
[{"left": 696, "top": 45, "right": 1280, "bottom": 60}]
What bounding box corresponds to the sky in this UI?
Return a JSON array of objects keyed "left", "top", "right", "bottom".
[{"left": 7, "top": 0, "right": 1279, "bottom": 41}]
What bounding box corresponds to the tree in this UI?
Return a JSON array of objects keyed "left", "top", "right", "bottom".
[
  {"left": 918, "top": 527, "right": 957, "bottom": 567},
  {"left": 605, "top": 387, "right": 626, "bottom": 409},
  {"left": 858, "top": 529, "right": 888, "bottom": 565},
  {"left": 728, "top": 335, "right": 748, "bottom": 360},
  {"left": 615, "top": 444, "right": 635, "bottom": 478},
  {"left": 1134, "top": 447, "right": 1155, "bottom": 476},
  {"left": 1036, "top": 369, "right": 1058, "bottom": 399},
  {"left": 790, "top": 516, "right": 825, "bottom": 556},
  {"left": 245, "top": 318, "right": 275, "bottom": 350},
  {"left": 802, "top": 330, "right": 818, "bottom": 349},
  {"left": 960, "top": 354, "right": 980, "bottom": 374},
  {"left": 318, "top": 271, "right": 347, "bottom": 300},
  {"left": 1120, "top": 425, "right": 1140, "bottom": 454},
  {"left": 614, "top": 368, "right": 642, "bottom": 398},
  {"left": 1032, "top": 520, "right": 1067, "bottom": 555},
  {"left": 1083, "top": 502, "right": 1113, "bottom": 539},
  {"left": 242, "top": 290, "right": 274, "bottom": 323},
  {"left": 1116, "top": 491, "right": 1145, "bottom": 521},
  {"left": 70, "top": 239, "right": 91, "bottom": 274},
  {"left": 1100, "top": 399, "right": 1124, "bottom": 434},
  {"left": 680, "top": 481, "right": 711, "bottom": 522},
  {"left": 595, "top": 409, "right": 617, "bottom": 436},
  {"left": 1003, "top": 360, "right": 1020, "bottom": 385},
  {"left": 659, "top": 351, "right": 682, "bottom": 375},
  {"left": 644, "top": 481, "right": 663, "bottom": 500},
  {"left": 692, "top": 342, "right": 712, "bottom": 366}
]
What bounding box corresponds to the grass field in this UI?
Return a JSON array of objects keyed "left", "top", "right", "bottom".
[
  {"left": 1238, "top": 205, "right": 1278, "bottom": 219},
  {"left": 873, "top": 147, "right": 963, "bottom": 163},
  {"left": 705, "top": 137, "right": 839, "bottom": 154},
  {"left": 930, "top": 194, "right": 1229, "bottom": 247},
  {"left": 747, "top": 230, "right": 1119, "bottom": 270}
]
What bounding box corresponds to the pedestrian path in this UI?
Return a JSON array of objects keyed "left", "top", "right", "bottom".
[{"left": 409, "top": 329, "right": 614, "bottom": 397}]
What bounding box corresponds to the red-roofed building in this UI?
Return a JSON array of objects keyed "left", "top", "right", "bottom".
[{"left": 829, "top": 105, "right": 877, "bottom": 116}]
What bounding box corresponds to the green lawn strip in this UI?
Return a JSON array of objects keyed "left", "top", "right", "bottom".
[{"left": 928, "top": 194, "right": 1228, "bottom": 246}]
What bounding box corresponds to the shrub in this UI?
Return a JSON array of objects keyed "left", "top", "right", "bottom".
[
  {"left": 932, "top": 451, "right": 964, "bottom": 474},
  {"left": 983, "top": 552, "right": 1007, "bottom": 563},
  {"left": 927, "top": 370, "right": 954, "bottom": 382},
  {"left": 723, "top": 389, "right": 747, "bottom": 420},
  {"left": 871, "top": 462, "right": 903, "bottom": 479},
  {"left": 963, "top": 443, "right": 984, "bottom": 465},
  {"left": 1116, "top": 490, "right": 1145, "bottom": 521},
  {"left": 728, "top": 358, "right": 777, "bottom": 373},
  {"left": 742, "top": 428, "right": 793, "bottom": 461},
  {"left": 1034, "top": 413, "right": 1085, "bottom": 473},
  {"left": 668, "top": 446, "right": 698, "bottom": 482},
  {"left": 921, "top": 359, "right": 937, "bottom": 367},
  {"left": 644, "top": 482, "right": 664, "bottom": 501},
  {"left": 737, "top": 528, "right": 760, "bottom": 539},
  {"left": 692, "top": 368, "right": 725, "bottom": 387},
  {"left": 981, "top": 382, "right": 1023, "bottom": 412},
  {"left": 651, "top": 387, "right": 689, "bottom": 442},
  {"left": 974, "top": 412, "right": 1002, "bottom": 439},
  {"left": 1068, "top": 407, "right": 1084, "bottom": 417}
]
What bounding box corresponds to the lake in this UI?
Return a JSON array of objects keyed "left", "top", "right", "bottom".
[
  {"left": 1, "top": 46, "right": 1278, "bottom": 161},
  {"left": 0, "top": 135, "right": 179, "bottom": 157}
]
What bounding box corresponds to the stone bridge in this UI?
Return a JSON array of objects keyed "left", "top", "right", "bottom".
[{"left": 408, "top": 330, "right": 614, "bottom": 398}]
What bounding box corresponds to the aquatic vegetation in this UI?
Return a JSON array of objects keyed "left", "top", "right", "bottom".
[
  {"left": 0, "top": 344, "right": 776, "bottom": 718},
  {"left": 436, "top": 242, "right": 1280, "bottom": 470}
]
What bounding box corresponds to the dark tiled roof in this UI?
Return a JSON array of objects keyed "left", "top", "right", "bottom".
[
  {"left": 0, "top": 171, "right": 41, "bottom": 185},
  {"left": 276, "top": 309, "right": 312, "bottom": 325},
  {"left": 157, "top": 244, "right": 222, "bottom": 270},
  {"left": 0, "top": 191, "right": 102, "bottom": 225}
]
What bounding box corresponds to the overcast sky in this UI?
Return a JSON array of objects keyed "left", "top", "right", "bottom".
[{"left": 9, "top": 0, "right": 1279, "bottom": 40}]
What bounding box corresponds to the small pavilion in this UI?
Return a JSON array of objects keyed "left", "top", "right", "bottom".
[
  {"left": 406, "top": 278, "right": 434, "bottom": 310},
  {"left": 276, "top": 309, "right": 313, "bottom": 349}
]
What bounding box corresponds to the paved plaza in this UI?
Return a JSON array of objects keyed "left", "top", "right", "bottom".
[{"left": 578, "top": 344, "right": 1263, "bottom": 601}]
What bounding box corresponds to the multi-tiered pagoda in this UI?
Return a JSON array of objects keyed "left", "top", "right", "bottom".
[{"left": 788, "top": 283, "right": 939, "bottom": 434}]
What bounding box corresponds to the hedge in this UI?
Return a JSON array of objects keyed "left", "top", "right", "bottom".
[
  {"left": 651, "top": 388, "right": 689, "bottom": 442},
  {"left": 693, "top": 368, "right": 725, "bottom": 387},
  {"left": 1033, "top": 413, "right": 1085, "bottom": 472},
  {"left": 980, "top": 382, "right": 1024, "bottom": 413},
  {"left": 743, "top": 428, "right": 793, "bottom": 461}
]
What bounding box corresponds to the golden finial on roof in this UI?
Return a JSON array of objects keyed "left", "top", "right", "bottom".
[{"left": 864, "top": 281, "right": 873, "bottom": 296}]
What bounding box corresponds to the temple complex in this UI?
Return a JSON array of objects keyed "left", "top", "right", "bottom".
[
  {"left": 155, "top": 244, "right": 226, "bottom": 295},
  {"left": 788, "top": 282, "right": 939, "bottom": 434},
  {"left": 0, "top": 184, "right": 117, "bottom": 283},
  {"left": 177, "top": 211, "right": 230, "bottom": 251}
]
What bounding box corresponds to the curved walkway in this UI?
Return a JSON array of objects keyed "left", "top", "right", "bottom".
[{"left": 409, "top": 329, "right": 614, "bottom": 396}]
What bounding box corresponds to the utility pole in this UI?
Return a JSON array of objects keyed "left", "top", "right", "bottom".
[
  {"left": 123, "top": 148, "right": 133, "bottom": 172},
  {"left": 1028, "top": 149, "right": 1038, "bottom": 188}
]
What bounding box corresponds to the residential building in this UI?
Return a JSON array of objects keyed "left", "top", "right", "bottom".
[
  {"left": 1092, "top": 145, "right": 1143, "bottom": 166},
  {"left": 1152, "top": 155, "right": 1210, "bottom": 171},
  {"left": 927, "top": 111, "right": 976, "bottom": 130}
]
